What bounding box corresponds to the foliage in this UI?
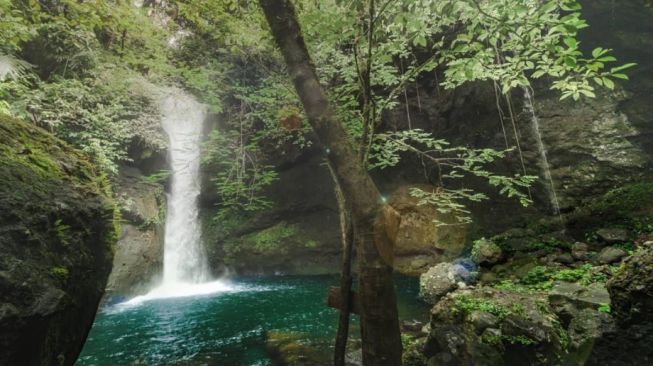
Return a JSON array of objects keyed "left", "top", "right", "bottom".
[
  {"left": 598, "top": 303, "right": 611, "bottom": 314},
  {"left": 223, "top": 222, "right": 303, "bottom": 264},
  {"left": 426, "top": 0, "right": 635, "bottom": 100},
  {"left": 520, "top": 264, "right": 608, "bottom": 291},
  {"left": 1, "top": 0, "right": 634, "bottom": 222},
  {"left": 370, "top": 129, "right": 536, "bottom": 223},
  {"left": 202, "top": 129, "right": 279, "bottom": 220},
  {"left": 142, "top": 169, "right": 172, "bottom": 184},
  {"left": 0, "top": 0, "right": 173, "bottom": 174},
  {"left": 526, "top": 237, "right": 570, "bottom": 252}
]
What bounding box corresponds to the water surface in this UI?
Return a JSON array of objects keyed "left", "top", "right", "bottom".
[{"left": 77, "top": 275, "right": 427, "bottom": 366}]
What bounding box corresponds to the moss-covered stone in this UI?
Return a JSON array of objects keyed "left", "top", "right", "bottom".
[
  {"left": 221, "top": 221, "right": 339, "bottom": 275},
  {"left": 0, "top": 114, "right": 118, "bottom": 366}
]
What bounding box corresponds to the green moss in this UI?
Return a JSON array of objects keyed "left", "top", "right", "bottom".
[
  {"left": 1, "top": 114, "right": 119, "bottom": 272},
  {"left": 590, "top": 182, "right": 653, "bottom": 214},
  {"left": 503, "top": 335, "right": 537, "bottom": 346},
  {"left": 526, "top": 237, "right": 570, "bottom": 253},
  {"left": 401, "top": 334, "right": 427, "bottom": 366},
  {"left": 51, "top": 266, "right": 70, "bottom": 282},
  {"left": 305, "top": 240, "right": 318, "bottom": 249},
  {"left": 519, "top": 264, "right": 608, "bottom": 291},
  {"left": 452, "top": 295, "right": 523, "bottom": 320},
  {"left": 249, "top": 222, "right": 297, "bottom": 254},
  {"left": 598, "top": 303, "right": 611, "bottom": 314},
  {"left": 223, "top": 222, "right": 300, "bottom": 265},
  {"left": 568, "top": 182, "right": 653, "bottom": 236}
]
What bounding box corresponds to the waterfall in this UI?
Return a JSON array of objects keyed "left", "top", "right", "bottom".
[
  {"left": 160, "top": 91, "right": 208, "bottom": 284},
  {"left": 522, "top": 87, "right": 562, "bottom": 216},
  {"left": 119, "top": 89, "right": 232, "bottom": 307}
]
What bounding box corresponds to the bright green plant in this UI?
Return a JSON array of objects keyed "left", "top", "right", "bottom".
[{"left": 51, "top": 266, "right": 69, "bottom": 283}]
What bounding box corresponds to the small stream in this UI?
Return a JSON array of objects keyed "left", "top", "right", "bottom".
[{"left": 77, "top": 275, "right": 427, "bottom": 366}]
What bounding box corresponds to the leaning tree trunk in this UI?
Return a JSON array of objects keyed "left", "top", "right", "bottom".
[{"left": 258, "top": 1, "right": 403, "bottom": 365}]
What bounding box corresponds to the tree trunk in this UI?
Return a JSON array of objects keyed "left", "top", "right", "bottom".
[
  {"left": 329, "top": 162, "right": 354, "bottom": 366},
  {"left": 258, "top": 1, "right": 403, "bottom": 365}
]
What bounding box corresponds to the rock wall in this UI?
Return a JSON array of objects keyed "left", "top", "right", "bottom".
[
  {"left": 0, "top": 115, "right": 118, "bottom": 366},
  {"left": 200, "top": 149, "right": 342, "bottom": 275},
  {"left": 105, "top": 166, "right": 165, "bottom": 296}
]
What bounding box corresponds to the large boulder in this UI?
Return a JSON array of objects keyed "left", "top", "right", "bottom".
[
  {"left": 571, "top": 242, "right": 653, "bottom": 365},
  {"left": 609, "top": 242, "right": 653, "bottom": 324},
  {"left": 105, "top": 166, "right": 165, "bottom": 295},
  {"left": 390, "top": 185, "right": 468, "bottom": 275},
  {"left": 419, "top": 261, "right": 476, "bottom": 305},
  {"left": 0, "top": 115, "right": 117, "bottom": 366},
  {"left": 424, "top": 287, "right": 566, "bottom": 366}
]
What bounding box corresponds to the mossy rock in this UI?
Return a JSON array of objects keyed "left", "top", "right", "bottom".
[
  {"left": 221, "top": 221, "right": 339, "bottom": 275},
  {"left": 0, "top": 114, "right": 118, "bottom": 366},
  {"left": 565, "top": 182, "right": 653, "bottom": 237}
]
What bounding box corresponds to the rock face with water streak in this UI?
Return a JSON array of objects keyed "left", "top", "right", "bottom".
[{"left": 0, "top": 115, "right": 117, "bottom": 366}]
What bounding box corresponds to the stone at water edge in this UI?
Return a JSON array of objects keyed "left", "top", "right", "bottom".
[
  {"left": 389, "top": 185, "right": 468, "bottom": 275},
  {"left": 419, "top": 263, "right": 459, "bottom": 305},
  {"left": 419, "top": 260, "right": 478, "bottom": 305}
]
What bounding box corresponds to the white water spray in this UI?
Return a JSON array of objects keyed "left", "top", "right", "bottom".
[
  {"left": 522, "top": 87, "right": 562, "bottom": 217},
  {"left": 121, "top": 90, "right": 231, "bottom": 307}
]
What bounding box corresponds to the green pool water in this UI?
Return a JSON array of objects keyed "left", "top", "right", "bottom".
[{"left": 76, "top": 275, "right": 428, "bottom": 366}]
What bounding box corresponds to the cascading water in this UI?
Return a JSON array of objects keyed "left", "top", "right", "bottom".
[
  {"left": 160, "top": 91, "right": 208, "bottom": 284},
  {"left": 120, "top": 89, "right": 231, "bottom": 307},
  {"left": 522, "top": 87, "right": 562, "bottom": 217}
]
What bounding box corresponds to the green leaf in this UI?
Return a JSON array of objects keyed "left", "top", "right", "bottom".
[
  {"left": 610, "top": 63, "right": 637, "bottom": 73},
  {"left": 602, "top": 77, "right": 614, "bottom": 90},
  {"left": 563, "top": 37, "right": 578, "bottom": 49}
]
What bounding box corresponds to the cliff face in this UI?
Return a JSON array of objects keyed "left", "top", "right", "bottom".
[
  {"left": 196, "top": 0, "right": 653, "bottom": 276},
  {"left": 0, "top": 115, "right": 118, "bottom": 366}
]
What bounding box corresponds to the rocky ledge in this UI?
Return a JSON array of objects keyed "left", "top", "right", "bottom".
[{"left": 0, "top": 115, "right": 118, "bottom": 366}]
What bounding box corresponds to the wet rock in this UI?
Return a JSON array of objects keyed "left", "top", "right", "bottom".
[
  {"left": 608, "top": 242, "right": 653, "bottom": 324},
  {"left": 0, "top": 115, "right": 117, "bottom": 366},
  {"left": 552, "top": 253, "right": 574, "bottom": 265},
  {"left": 565, "top": 308, "right": 614, "bottom": 364},
  {"left": 345, "top": 349, "right": 362, "bottom": 366},
  {"left": 469, "top": 311, "right": 500, "bottom": 334},
  {"left": 597, "top": 247, "right": 628, "bottom": 264},
  {"left": 596, "top": 228, "right": 630, "bottom": 244},
  {"left": 419, "top": 263, "right": 459, "bottom": 305},
  {"left": 571, "top": 242, "right": 590, "bottom": 260},
  {"left": 389, "top": 185, "right": 468, "bottom": 275},
  {"left": 471, "top": 238, "right": 504, "bottom": 266},
  {"left": 201, "top": 151, "right": 342, "bottom": 276},
  {"left": 548, "top": 282, "right": 611, "bottom": 310},
  {"left": 265, "top": 331, "right": 329, "bottom": 366},
  {"left": 489, "top": 256, "right": 539, "bottom": 282},
  {"left": 105, "top": 166, "right": 165, "bottom": 296}
]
